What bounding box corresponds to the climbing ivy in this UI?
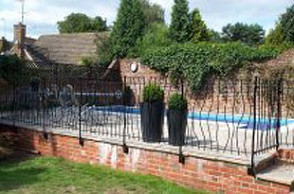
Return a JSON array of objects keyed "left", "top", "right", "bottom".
[{"left": 141, "top": 42, "right": 279, "bottom": 93}]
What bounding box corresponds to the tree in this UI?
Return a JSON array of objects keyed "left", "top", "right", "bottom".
[
  {"left": 189, "top": 9, "right": 211, "bottom": 42},
  {"left": 140, "top": 0, "right": 164, "bottom": 26},
  {"left": 222, "top": 23, "right": 265, "bottom": 46},
  {"left": 57, "top": 13, "right": 107, "bottom": 33},
  {"left": 110, "top": 0, "right": 146, "bottom": 58},
  {"left": 169, "top": 0, "right": 190, "bottom": 43},
  {"left": 280, "top": 4, "right": 294, "bottom": 42}
]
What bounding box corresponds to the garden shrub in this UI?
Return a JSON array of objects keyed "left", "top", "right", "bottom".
[
  {"left": 143, "top": 83, "right": 164, "bottom": 102},
  {"left": 168, "top": 93, "right": 187, "bottom": 110}
]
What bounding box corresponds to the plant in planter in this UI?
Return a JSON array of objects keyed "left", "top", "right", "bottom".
[
  {"left": 167, "top": 93, "right": 188, "bottom": 146},
  {"left": 141, "top": 83, "right": 164, "bottom": 142}
]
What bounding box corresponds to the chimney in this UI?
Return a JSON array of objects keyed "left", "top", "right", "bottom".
[{"left": 13, "top": 22, "right": 26, "bottom": 58}]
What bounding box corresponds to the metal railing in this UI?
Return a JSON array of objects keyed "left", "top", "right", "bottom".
[{"left": 0, "top": 63, "right": 293, "bottom": 172}]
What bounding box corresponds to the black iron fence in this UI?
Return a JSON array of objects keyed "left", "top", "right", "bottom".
[{"left": 0, "top": 63, "right": 293, "bottom": 173}]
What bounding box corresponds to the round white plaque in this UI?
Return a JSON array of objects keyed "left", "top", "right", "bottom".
[{"left": 130, "top": 63, "right": 138, "bottom": 73}]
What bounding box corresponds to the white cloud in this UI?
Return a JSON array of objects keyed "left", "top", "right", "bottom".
[{"left": 196, "top": 0, "right": 293, "bottom": 32}]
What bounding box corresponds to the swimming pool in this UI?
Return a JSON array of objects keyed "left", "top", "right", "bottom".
[{"left": 91, "top": 105, "right": 294, "bottom": 130}]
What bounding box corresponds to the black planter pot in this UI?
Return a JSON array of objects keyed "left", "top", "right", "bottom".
[
  {"left": 140, "top": 101, "right": 164, "bottom": 142},
  {"left": 167, "top": 109, "right": 188, "bottom": 146}
]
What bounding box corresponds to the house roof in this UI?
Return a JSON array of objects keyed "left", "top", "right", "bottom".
[{"left": 25, "top": 32, "right": 109, "bottom": 66}]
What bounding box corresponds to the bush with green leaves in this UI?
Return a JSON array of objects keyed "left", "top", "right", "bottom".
[
  {"left": 168, "top": 93, "right": 187, "bottom": 110},
  {"left": 143, "top": 83, "right": 164, "bottom": 102},
  {"left": 141, "top": 42, "right": 279, "bottom": 93},
  {"left": 0, "top": 55, "right": 30, "bottom": 86}
]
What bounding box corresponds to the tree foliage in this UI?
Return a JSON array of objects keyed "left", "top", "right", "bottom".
[
  {"left": 96, "top": 33, "right": 113, "bottom": 66},
  {"left": 280, "top": 4, "right": 294, "bottom": 42},
  {"left": 0, "top": 55, "right": 30, "bottom": 85},
  {"left": 189, "top": 9, "right": 211, "bottom": 43},
  {"left": 140, "top": 0, "right": 164, "bottom": 26},
  {"left": 210, "top": 30, "right": 222, "bottom": 43},
  {"left": 222, "top": 23, "right": 265, "bottom": 46},
  {"left": 0, "top": 38, "right": 10, "bottom": 52},
  {"left": 264, "top": 4, "right": 294, "bottom": 50},
  {"left": 57, "top": 13, "right": 107, "bottom": 33},
  {"left": 169, "top": 0, "right": 190, "bottom": 43},
  {"left": 136, "top": 22, "right": 172, "bottom": 55},
  {"left": 91, "top": 16, "right": 108, "bottom": 32},
  {"left": 266, "top": 23, "right": 284, "bottom": 45},
  {"left": 110, "top": 0, "right": 146, "bottom": 58}
]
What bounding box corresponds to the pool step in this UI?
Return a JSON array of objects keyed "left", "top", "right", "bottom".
[
  {"left": 256, "top": 160, "right": 294, "bottom": 190},
  {"left": 253, "top": 151, "right": 278, "bottom": 174}
]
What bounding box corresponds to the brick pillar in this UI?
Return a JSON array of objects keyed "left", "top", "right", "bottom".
[{"left": 13, "top": 23, "right": 26, "bottom": 58}]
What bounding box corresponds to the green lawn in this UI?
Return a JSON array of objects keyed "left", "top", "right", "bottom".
[{"left": 0, "top": 156, "right": 207, "bottom": 194}]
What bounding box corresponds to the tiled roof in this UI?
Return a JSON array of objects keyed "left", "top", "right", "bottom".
[{"left": 26, "top": 32, "right": 109, "bottom": 65}]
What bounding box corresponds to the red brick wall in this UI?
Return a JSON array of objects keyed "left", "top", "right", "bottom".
[
  {"left": 119, "top": 59, "right": 164, "bottom": 79},
  {"left": 117, "top": 59, "right": 258, "bottom": 115},
  {"left": 0, "top": 124, "right": 291, "bottom": 194}
]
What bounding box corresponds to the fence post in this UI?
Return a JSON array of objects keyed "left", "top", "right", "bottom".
[
  {"left": 79, "top": 78, "right": 84, "bottom": 146},
  {"left": 42, "top": 78, "right": 48, "bottom": 140},
  {"left": 179, "top": 79, "right": 185, "bottom": 164},
  {"left": 122, "top": 76, "right": 129, "bottom": 154},
  {"left": 250, "top": 77, "right": 258, "bottom": 175},
  {"left": 55, "top": 64, "right": 59, "bottom": 87},
  {"left": 276, "top": 78, "right": 283, "bottom": 151},
  {"left": 12, "top": 81, "right": 16, "bottom": 127}
]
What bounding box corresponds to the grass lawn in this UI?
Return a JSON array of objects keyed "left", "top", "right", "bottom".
[{"left": 0, "top": 155, "right": 208, "bottom": 194}]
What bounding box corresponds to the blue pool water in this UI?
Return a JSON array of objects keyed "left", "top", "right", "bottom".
[{"left": 92, "top": 106, "right": 294, "bottom": 130}]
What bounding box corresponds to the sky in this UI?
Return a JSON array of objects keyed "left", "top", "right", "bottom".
[{"left": 0, "top": 0, "right": 293, "bottom": 41}]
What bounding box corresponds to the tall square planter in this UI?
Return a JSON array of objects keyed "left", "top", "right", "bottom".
[
  {"left": 140, "top": 101, "right": 164, "bottom": 142},
  {"left": 167, "top": 109, "right": 187, "bottom": 146}
]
